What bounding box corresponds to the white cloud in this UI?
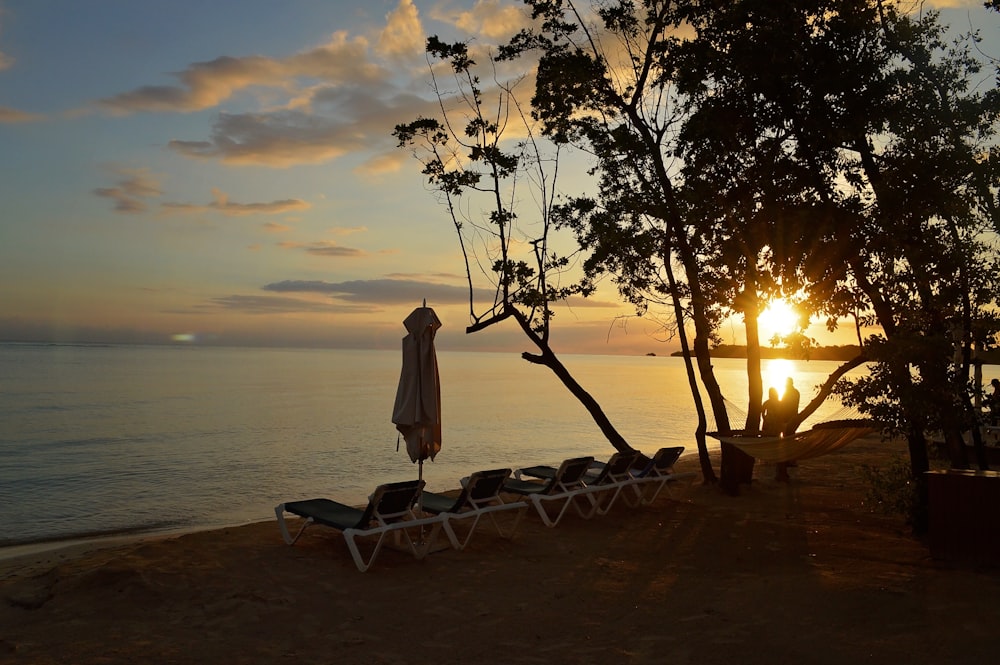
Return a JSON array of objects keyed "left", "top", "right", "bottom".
[
  {"left": 96, "top": 1, "right": 531, "bottom": 170},
  {"left": 430, "top": 0, "right": 531, "bottom": 40},
  {"left": 377, "top": 0, "right": 425, "bottom": 60}
]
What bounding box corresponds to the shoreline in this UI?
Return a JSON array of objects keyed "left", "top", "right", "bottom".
[
  {"left": 0, "top": 517, "right": 278, "bottom": 569},
  {"left": 0, "top": 448, "right": 717, "bottom": 562},
  {"left": 3, "top": 435, "right": 1000, "bottom": 664}
]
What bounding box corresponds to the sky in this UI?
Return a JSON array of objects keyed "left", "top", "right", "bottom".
[{"left": 0, "top": 1, "right": 996, "bottom": 356}]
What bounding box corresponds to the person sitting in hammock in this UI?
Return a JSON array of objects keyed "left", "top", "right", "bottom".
[
  {"left": 761, "top": 387, "right": 782, "bottom": 436},
  {"left": 775, "top": 378, "right": 801, "bottom": 481},
  {"left": 988, "top": 378, "right": 1000, "bottom": 425},
  {"left": 781, "top": 378, "right": 800, "bottom": 436}
]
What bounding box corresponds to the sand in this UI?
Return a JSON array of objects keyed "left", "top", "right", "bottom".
[{"left": 2, "top": 436, "right": 999, "bottom": 665}]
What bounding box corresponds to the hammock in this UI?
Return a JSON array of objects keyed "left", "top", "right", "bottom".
[{"left": 709, "top": 419, "right": 878, "bottom": 463}]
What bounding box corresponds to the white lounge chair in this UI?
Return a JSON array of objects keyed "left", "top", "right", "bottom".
[
  {"left": 502, "top": 456, "right": 595, "bottom": 527},
  {"left": 622, "top": 446, "right": 693, "bottom": 506},
  {"left": 275, "top": 479, "right": 445, "bottom": 572},
  {"left": 419, "top": 468, "right": 528, "bottom": 550}
]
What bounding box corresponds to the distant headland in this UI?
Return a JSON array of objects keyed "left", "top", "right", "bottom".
[{"left": 666, "top": 345, "right": 1000, "bottom": 364}]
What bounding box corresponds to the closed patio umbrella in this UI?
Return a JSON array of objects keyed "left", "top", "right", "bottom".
[{"left": 391, "top": 301, "right": 442, "bottom": 482}]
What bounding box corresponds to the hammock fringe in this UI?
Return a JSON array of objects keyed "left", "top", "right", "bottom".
[{"left": 709, "top": 419, "right": 878, "bottom": 463}]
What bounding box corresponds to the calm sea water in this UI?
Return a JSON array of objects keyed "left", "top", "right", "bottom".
[{"left": 0, "top": 342, "right": 938, "bottom": 550}]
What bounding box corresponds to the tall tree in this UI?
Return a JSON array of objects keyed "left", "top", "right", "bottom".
[
  {"left": 501, "top": 0, "right": 999, "bottom": 502},
  {"left": 394, "top": 38, "right": 636, "bottom": 453},
  {"left": 668, "top": 0, "right": 1000, "bottom": 526}
]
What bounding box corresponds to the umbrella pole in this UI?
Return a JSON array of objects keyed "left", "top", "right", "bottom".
[{"left": 417, "top": 458, "right": 428, "bottom": 544}]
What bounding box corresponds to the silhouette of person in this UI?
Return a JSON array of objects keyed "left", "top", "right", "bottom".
[
  {"left": 781, "top": 377, "right": 800, "bottom": 436},
  {"left": 761, "top": 387, "right": 782, "bottom": 436},
  {"left": 775, "top": 377, "right": 801, "bottom": 482},
  {"left": 989, "top": 378, "right": 1000, "bottom": 425}
]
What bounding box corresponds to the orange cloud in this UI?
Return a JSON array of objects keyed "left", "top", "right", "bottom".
[
  {"left": 160, "top": 188, "right": 310, "bottom": 216},
  {"left": 92, "top": 167, "right": 164, "bottom": 214},
  {"left": 99, "top": 32, "right": 384, "bottom": 115},
  {"left": 94, "top": 0, "right": 529, "bottom": 170},
  {"left": 278, "top": 240, "right": 368, "bottom": 257},
  {"left": 330, "top": 225, "right": 368, "bottom": 236},
  {"left": 0, "top": 106, "right": 42, "bottom": 123}
]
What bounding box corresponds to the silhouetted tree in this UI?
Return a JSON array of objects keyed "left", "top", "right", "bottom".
[
  {"left": 394, "top": 38, "right": 636, "bottom": 453},
  {"left": 500, "top": 0, "right": 999, "bottom": 505}
]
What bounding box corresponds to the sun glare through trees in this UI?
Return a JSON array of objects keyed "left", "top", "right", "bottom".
[{"left": 758, "top": 298, "right": 801, "bottom": 343}]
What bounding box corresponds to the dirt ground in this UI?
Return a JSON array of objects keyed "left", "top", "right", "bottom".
[{"left": 2, "top": 435, "right": 999, "bottom": 665}]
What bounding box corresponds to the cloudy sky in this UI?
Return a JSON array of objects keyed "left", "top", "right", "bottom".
[{"left": 0, "top": 1, "right": 995, "bottom": 355}]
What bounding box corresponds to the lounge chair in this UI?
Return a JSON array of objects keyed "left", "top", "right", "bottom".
[
  {"left": 577, "top": 450, "right": 642, "bottom": 516},
  {"left": 275, "top": 479, "right": 445, "bottom": 572},
  {"left": 419, "top": 468, "right": 528, "bottom": 550},
  {"left": 622, "top": 446, "right": 692, "bottom": 506},
  {"left": 501, "top": 456, "right": 595, "bottom": 527},
  {"left": 516, "top": 451, "right": 643, "bottom": 516}
]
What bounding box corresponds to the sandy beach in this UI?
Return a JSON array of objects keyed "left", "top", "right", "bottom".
[{"left": 2, "top": 436, "right": 999, "bottom": 665}]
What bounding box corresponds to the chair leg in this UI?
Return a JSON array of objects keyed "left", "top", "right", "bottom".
[
  {"left": 442, "top": 512, "right": 483, "bottom": 550},
  {"left": 531, "top": 492, "right": 589, "bottom": 527},
  {"left": 619, "top": 480, "right": 645, "bottom": 508},
  {"left": 442, "top": 504, "right": 527, "bottom": 549},
  {"left": 275, "top": 504, "right": 313, "bottom": 545},
  {"left": 439, "top": 516, "right": 464, "bottom": 550},
  {"left": 594, "top": 484, "right": 626, "bottom": 516},
  {"left": 344, "top": 529, "right": 389, "bottom": 573},
  {"left": 486, "top": 504, "right": 528, "bottom": 539}
]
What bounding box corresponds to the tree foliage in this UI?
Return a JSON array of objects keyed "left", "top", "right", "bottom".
[
  {"left": 397, "top": 1, "right": 1000, "bottom": 511},
  {"left": 497, "top": 0, "right": 1000, "bottom": 500}
]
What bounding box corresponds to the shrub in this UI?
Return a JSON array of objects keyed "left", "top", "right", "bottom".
[{"left": 860, "top": 454, "right": 924, "bottom": 528}]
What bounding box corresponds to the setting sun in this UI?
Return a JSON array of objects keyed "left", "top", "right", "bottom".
[{"left": 759, "top": 298, "right": 800, "bottom": 341}]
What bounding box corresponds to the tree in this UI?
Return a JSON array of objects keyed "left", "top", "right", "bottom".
[
  {"left": 394, "top": 38, "right": 637, "bottom": 454},
  {"left": 501, "top": 0, "right": 765, "bottom": 489},
  {"left": 501, "top": 0, "right": 879, "bottom": 492},
  {"left": 666, "top": 0, "right": 1000, "bottom": 527},
  {"left": 501, "top": 0, "right": 999, "bottom": 506}
]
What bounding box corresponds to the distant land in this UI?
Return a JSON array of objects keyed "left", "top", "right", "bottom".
[
  {"left": 668, "top": 344, "right": 861, "bottom": 361},
  {"left": 667, "top": 345, "right": 1000, "bottom": 364}
]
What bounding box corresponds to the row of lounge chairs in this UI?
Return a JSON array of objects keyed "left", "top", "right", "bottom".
[{"left": 274, "top": 446, "right": 692, "bottom": 572}]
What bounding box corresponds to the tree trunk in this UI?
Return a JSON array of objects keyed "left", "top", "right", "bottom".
[
  {"left": 664, "top": 242, "right": 717, "bottom": 483},
  {"left": 509, "top": 309, "right": 634, "bottom": 453},
  {"left": 521, "top": 347, "right": 634, "bottom": 452},
  {"left": 943, "top": 428, "right": 970, "bottom": 469},
  {"left": 906, "top": 426, "right": 931, "bottom": 535}
]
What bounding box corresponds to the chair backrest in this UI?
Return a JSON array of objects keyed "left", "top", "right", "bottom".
[
  {"left": 464, "top": 468, "right": 513, "bottom": 508},
  {"left": 549, "top": 456, "right": 595, "bottom": 492},
  {"left": 367, "top": 479, "right": 425, "bottom": 526},
  {"left": 638, "top": 446, "right": 684, "bottom": 478},
  {"left": 590, "top": 450, "right": 640, "bottom": 484}
]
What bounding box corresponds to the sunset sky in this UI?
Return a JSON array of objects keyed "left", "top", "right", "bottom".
[{"left": 1, "top": 1, "right": 996, "bottom": 355}]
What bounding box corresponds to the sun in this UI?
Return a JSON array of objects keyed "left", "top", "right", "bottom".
[{"left": 759, "top": 298, "right": 800, "bottom": 340}]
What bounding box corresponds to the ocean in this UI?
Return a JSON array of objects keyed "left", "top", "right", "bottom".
[{"left": 0, "top": 342, "right": 916, "bottom": 551}]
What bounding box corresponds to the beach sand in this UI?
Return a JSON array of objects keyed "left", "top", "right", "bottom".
[{"left": 2, "top": 436, "right": 999, "bottom": 664}]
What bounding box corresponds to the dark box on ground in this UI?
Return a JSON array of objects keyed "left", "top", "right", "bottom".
[{"left": 927, "top": 469, "right": 1000, "bottom": 565}]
